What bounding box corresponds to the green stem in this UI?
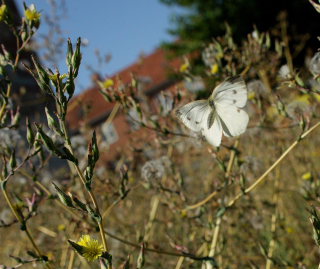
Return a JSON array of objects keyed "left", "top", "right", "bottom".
[
  {"left": 60, "top": 119, "right": 110, "bottom": 254},
  {"left": 1, "top": 188, "right": 52, "bottom": 269}
]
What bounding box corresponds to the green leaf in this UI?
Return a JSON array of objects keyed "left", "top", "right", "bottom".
[
  {"left": 52, "top": 182, "right": 74, "bottom": 208},
  {"left": 67, "top": 240, "right": 85, "bottom": 255},
  {"left": 26, "top": 118, "right": 35, "bottom": 146}
]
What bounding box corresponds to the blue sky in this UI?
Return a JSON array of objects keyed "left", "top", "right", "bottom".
[{"left": 16, "top": 0, "right": 184, "bottom": 93}]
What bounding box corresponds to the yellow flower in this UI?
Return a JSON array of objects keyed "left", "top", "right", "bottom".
[
  {"left": 77, "top": 235, "right": 104, "bottom": 261},
  {"left": 0, "top": 4, "right": 8, "bottom": 22},
  {"left": 286, "top": 227, "right": 294, "bottom": 234},
  {"left": 102, "top": 78, "right": 114, "bottom": 88},
  {"left": 179, "top": 62, "right": 189, "bottom": 73},
  {"left": 25, "top": 4, "right": 41, "bottom": 22},
  {"left": 57, "top": 224, "right": 66, "bottom": 231},
  {"left": 302, "top": 172, "right": 312, "bottom": 181},
  {"left": 210, "top": 63, "right": 219, "bottom": 74},
  {"left": 180, "top": 209, "right": 187, "bottom": 218},
  {"left": 248, "top": 91, "right": 256, "bottom": 100}
]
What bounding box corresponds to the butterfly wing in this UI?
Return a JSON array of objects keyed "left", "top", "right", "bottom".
[
  {"left": 175, "top": 100, "right": 210, "bottom": 132},
  {"left": 202, "top": 116, "right": 223, "bottom": 147},
  {"left": 216, "top": 104, "right": 249, "bottom": 137},
  {"left": 211, "top": 76, "right": 247, "bottom": 108}
]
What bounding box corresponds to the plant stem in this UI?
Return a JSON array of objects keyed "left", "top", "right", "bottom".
[
  {"left": 280, "top": 12, "right": 294, "bottom": 75},
  {"left": 68, "top": 250, "right": 75, "bottom": 269},
  {"left": 265, "top": 172, "right": 279, "bottom": 269},
  {"left": 205, "top": 140, "right": 239, "bottom": 269},
  {"left": 60, "top": 120, "right": 109, "bottom": 253},
  {"left": 208, "top": 217, "right": 222, "bottom": 257},
  {"left": 40, "top": 181, "right": 213, "bottom": 262},
  {"left": 144, "top": 195, "right": 160, "bottom": 242},
  {"left": 227, "top": 121, "right": 320, "bottom": 209},
  {"left": 185, "top": 190, "right": 219, "bottom": 211},
  {"left": 1, "top": 187, "right": 52, "bottom": 269},
  {"left": 175, "top": 257, "right": 185, "bottom": 269},
  {"left": 185, "top": 140, "right": 239, "bottom": 211}
]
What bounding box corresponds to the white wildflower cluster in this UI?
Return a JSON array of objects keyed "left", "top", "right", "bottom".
[
  {"left": 0, "top": 128, "right": 23, "bottom": 151},
  {"left": 141, "top": 156, "right": 171, "bottom": 183},
  {"left": 240, "top": 156, "right": 263, "bottom": 180},
  {"left": 0, "top": 209, "right": 12, "bottom": 224},
  {"left": 247, "top": 79, "right": 268, "bottom": 98},
  {"left": 309, "top": 52, "right": 320, "bottom": 76},
  {"left": 158, "top": 92, "right": 174, "bottom": 116},
  {"left": 278, "top": 64, "right": 291, "bottom": 79},
  {"left": 286, "top": 100, "right": 312, "bottom": 122},
  {"left": 202, "top": 43, "right": 219, "bottom": 67},
  {"left": 71, "top": 135, "right": 87, "bottom": 157}
]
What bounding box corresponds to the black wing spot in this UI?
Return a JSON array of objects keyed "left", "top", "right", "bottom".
[
  {"left": 187, "top": 116, "right": 191, "bottom": 120},
  {"left": 233, "top": 100, "right": 236, "bottom": 104},
  {"left": 195, "top": 121, "right": 200, "bottom": 125},
  {"left": 233, "top": 90, "right": 237, "bottom": 94}
]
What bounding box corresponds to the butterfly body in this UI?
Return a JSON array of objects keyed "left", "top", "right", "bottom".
[{"left": 176, "top": 76, "right": 249, "bottom": 147}]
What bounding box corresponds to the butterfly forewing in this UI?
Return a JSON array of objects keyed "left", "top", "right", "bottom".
[
  {"left": 175, "top": 100, "right": 210, "bottom": 132},
  {"left": 211, "top": 76, "right": 247, "bottom": 108}
]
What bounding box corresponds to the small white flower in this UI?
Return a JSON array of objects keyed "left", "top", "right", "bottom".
[
  {"left": 286, "top": 100, "right": 312, "bottom": 122},
  {"left": 0, "top": 128, "right": 23, "bottom": 150},
  {"left": 141, "top": 156, "right": 171, "bottom": 183},
  {"left": 278, "top": 64, "right": 291, "bottom": 79},
  {"left": 309, "top": 52, "right": 320, "bottom": 76},
  {"left": 247, "top": 79, "right": 268, "bottom": 98}
]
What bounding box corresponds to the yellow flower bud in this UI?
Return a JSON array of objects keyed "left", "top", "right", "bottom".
[
  {"left": 210, "top": 63, "right": 219, "bottom": 74},
  {"left": 0, "top": 4, "right": 8, "bottom": 22},
  {"left": 57, "top": 224, "right": 66, "bottom": 231},
  {"left": 179, "top": 62, "right": 189, "bottom": 73},
  {"left": 302, "top": 172, "right": 312, "bottom": 181},
  {"left": 248, "top": 91, "right": 256, "bottom": 100},
  {"left": 102, "top": 78, "right": 114, "bottom": 88}
]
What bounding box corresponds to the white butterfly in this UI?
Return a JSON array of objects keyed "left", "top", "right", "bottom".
[{"left": 176, "top": 76, "right": 249, "bottom": 147}]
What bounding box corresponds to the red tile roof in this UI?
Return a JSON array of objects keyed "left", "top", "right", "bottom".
[{"left": 67, "top": 48, "right": 181, "bottom": 132}]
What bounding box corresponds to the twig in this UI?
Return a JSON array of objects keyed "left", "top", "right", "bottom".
[
  {"left": 1, "top": 186, "right": 52, "bottom": 269},
  {"left": 144, "top": 195, "right": 160, "bottom": 242},
  {"left": 265, "top": 171, "right": 280, "bottom": 269},
  {"left": 205, "top": 139, "right": 239, "bottom": 269},
  {"left": 68, "top": 250, "right": 76, "bottom": 269},
  {"left": 227, "top": 121, "right": 320, "bottom": 209},
  {"left": 185, "top": 140, "right": 239, "bottom": 211}
]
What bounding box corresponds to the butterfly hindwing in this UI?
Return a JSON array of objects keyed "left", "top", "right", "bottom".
[
  {"left": 202, "top": 117, "right": 223, "bottom": 147},
  {"left": 216, "top": 104, "right": 249, "bottom": 137}
]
